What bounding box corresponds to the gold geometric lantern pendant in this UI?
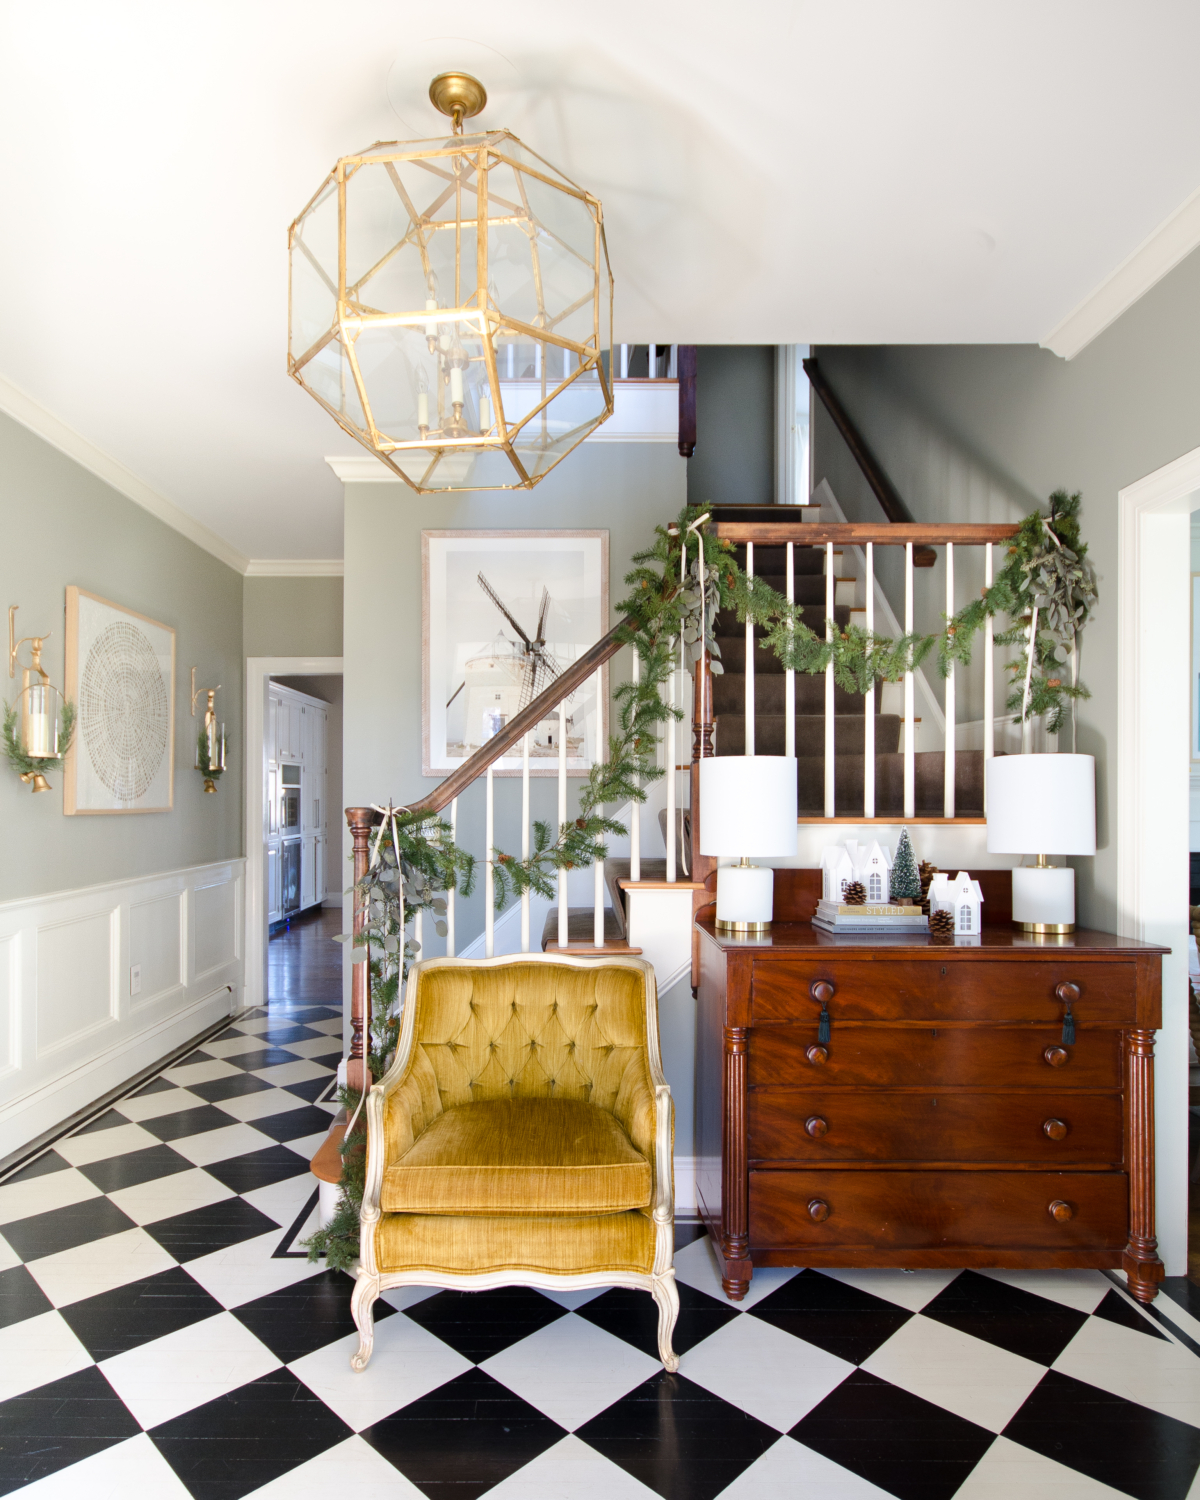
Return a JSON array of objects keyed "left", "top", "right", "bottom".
[{"left": 288, "top": 72, "right": 614, "bottom": 493}]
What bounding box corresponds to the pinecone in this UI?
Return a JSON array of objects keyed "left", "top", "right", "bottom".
[
  {"left": 918, "top": 861, "right": 938, "bottom": 915},
  {"left": 843, "top": 881, "right": 866, "bottom": 906},
  {"left": 929, "top": 908, "right": 955, "bottom": 938}
]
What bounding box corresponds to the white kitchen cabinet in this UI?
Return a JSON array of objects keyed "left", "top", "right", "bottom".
[
  {"left": 267, "top": 843, "right": 281, "bottom": 923},
  {"left": 266, "top": 681, "right": 330, "bottom": 922}
]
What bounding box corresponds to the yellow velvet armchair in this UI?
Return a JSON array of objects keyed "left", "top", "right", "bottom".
[{"left": 350, "top": 953, "right": 679, "bottom": 1371}]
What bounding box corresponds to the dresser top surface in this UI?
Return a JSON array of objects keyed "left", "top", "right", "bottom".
[{"left": 695, "top": 917, "right": 1169, "bottom": 958}]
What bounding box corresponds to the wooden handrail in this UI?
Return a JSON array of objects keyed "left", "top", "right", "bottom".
[{"left": 713, "top": 521, "right": 1020, "bottom": 547}]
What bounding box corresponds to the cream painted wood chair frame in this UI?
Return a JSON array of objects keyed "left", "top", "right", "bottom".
[{"left": 350, "top": 952, "right": 680, "bottom": 1372}]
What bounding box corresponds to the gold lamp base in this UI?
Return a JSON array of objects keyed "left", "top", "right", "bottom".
[
  {"left": 716, "top": 919, "right": 772, "bottom": 935},
  {"left": 429, "top": 72, "right": 488, "bottom": 131}
]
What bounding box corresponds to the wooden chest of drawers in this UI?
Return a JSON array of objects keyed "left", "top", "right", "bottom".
[{"left": 694, "top": 899, "right": 1166, "bottom": 1304}]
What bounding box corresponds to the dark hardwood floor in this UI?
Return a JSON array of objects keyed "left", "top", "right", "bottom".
[{"left": 268, "top": 907, "right": 344, "bottom": 1019}]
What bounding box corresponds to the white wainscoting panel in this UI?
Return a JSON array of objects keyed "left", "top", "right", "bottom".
[{"left": 0, "top": 859, "right": 244, "bottom": 1159}]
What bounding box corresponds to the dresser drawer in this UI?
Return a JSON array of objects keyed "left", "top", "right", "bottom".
[
  {"left": 752, "top": 959, "right": 1135, "bottom": 1026},
  {"left": 749, "top": 1169, "right": 1129, "bottom": 1251},
  {"left": 749, "top": 1025, "right": 1122, "bottom": 1090},
  {"left": 748, "top": 1090, "right": 1123, "bottom": 1166}
]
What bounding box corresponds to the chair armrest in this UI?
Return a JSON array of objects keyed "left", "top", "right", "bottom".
[
  {"left": 653, "top": 1081, "right": 675, "bottom": 1225},
  {"left": 358, "top": 1084, "right": 387, "bottom": 1277}
]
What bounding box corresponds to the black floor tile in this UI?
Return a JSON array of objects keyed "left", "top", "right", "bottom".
[
  {"left": 791, "top": 1367, "right": 995, "bottom": 1500},
  {"left": 257, "top": 1025, "right": 322, "bottom": 1045},
  {"left": 0, "top": 1150, "right": 71, "bottom": 1184},
  {"left": 306, "top": 1050, "right": 344, "bottom": 1070},
  {"left": 0, "top": 1365, "right": 140, "bottom": 1494},
  {"left": 674, "top": 1220, "right": 707, "bottom": 1252},
  {"left": 279, "top": 1076, "right": 337, "bottom": 1105},
  {"left": 143, "top": 1198, "right": 280, "bottom": 1262},
  {"left": 2, "top": 1196, "right": 136, "bottom": 1262},
  {"left": 231, "top": 1268, "right": 393, "bottom": 1362},
  {"left": 222, "top": 1048, "right": 302, "bottom": 1072},
  {"left": 362, "top": 1366, "right": 566, "bottom": 1500},
  {"left": 578, "top": 1279, "right": 739, "bottom": 1361},
  {"left": 748, "top": 1269, "right": 913, "bottom": 1365},
  {"left": 1004, "top": 1368, "right": 1200, "bottom": 1500},
  {"left": 186, "top": 1073, "right": 275, "bottom": 1105},
  {"left": 211, "top": 1026, "right": 252, "bottom": 1042},
  {"left": 920, "top": 1270, "right": 1088, "bottom": 1366},
  {"left": 1092, "top": 1287, "right": 1171, "bottom": 1341},
  {"left": 129, "top": 1075, "right": 178, "bottom": 1098},
  {"left": 78, "top": 1143, "right": 194, "bottom": 1193},
  {"left": 174, "top": 1049, "right": 216, "bottom": 1067},
  {"left": 203, "top": 1145, "right": 312, "bottom": 1194},
  {"left": 137, "top": 1104, "right": 241, "bottom": 1142},
  {"left": 149, "top": 1367, "right": 351, "bottom": 1500},
  {"left": 71, "top": 1108, "right": 130, "bottom": 1136},
  {"left": 0, "top": 1265, "right": 52, "bottom": 1330},
  {"left": 60, "top": 1265, "right": 224, "bottom": 1359},
  {"left": 1159, "top": 1277, "right": 1200, "bottom": 1323},
  {"left": 281, "top": 1007, "right": 341, "bottom": 1023},
  {"left": 578, "top": 1369, "right": 779, "bottom": 1500},
  {"left": 404, "top": 1286, "right": 567, "bottom": 1363},
  {"left": 245, "top": 1105, "right": 337, "bottom": 1143}
]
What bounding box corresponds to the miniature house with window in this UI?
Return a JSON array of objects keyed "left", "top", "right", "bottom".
[
  {"left": 858, "top": 841, "right": 892, "bottom": 903},
  {"left": 928, "top": 871, "right": 984, "bottom": 936},
  {"left": 821, "top": 844, "right": 858, "bottom": 902}
]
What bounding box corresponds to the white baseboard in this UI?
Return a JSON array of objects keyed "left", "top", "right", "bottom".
[{"left": 673, "top": 1155, "right": 697, "bottom": 1216}]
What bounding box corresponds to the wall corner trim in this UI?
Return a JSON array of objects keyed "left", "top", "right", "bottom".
[
  {"left": 0, "top": 372, "right": 250, "bottom": 573},
  {"left": 244, "top": 559, "right": 345, "bottom": 577},
  {"left": 1041, "top": 183, "right": 1200, "bottom": 360}
]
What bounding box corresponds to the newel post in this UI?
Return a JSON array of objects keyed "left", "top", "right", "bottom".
[{"left": 346, "top": 807, "right": 376, "bottom": 1094}]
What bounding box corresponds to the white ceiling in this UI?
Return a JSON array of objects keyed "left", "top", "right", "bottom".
[{"left": 2, "top": 1, "right": 1199, "bottom": 563}]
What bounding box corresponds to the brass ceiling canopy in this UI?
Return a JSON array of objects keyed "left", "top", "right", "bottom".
[{"left": 287, "top": 71, "right": 614, "bottom": 494}]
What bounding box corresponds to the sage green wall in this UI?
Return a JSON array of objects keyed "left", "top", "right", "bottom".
[
  {"left": 813, "top": 243, "right": 1200, "bottom": 934},
  {"left": 686, "top": 346, "right": 776, "bottom": 508},
  {"left": 0, "top": 411, "right": 243, "bottom": 903},
  {"left": 243, "top": 577, "right": 343, "bottom": 658}
]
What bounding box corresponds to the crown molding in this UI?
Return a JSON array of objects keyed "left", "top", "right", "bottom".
[
  {"left": 243, "top": 558, "right": 344, "bottom": 577},
  {"left": 0, "top": 372, "right": 250, "bottom": 573},
  {"left": 325, "top": 455, "right": 396, "bottom": 483},
  {"left": 1041, "top": 182, "right": 1200, "bottom": 360}
]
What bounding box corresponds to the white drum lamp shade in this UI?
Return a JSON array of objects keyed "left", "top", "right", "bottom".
[
  {"left": 700, "top": 756, "right": 797, "bottom": 931},
  {"left": 986, "top": 754, "right": 1096, "bottom": 931}
]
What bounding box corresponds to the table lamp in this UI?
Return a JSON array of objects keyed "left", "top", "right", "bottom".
[
  {"left": 986, "top": 754, "right": 1095, "bottom": 933},
  {"left": 699, "top": 755, "right": 798, "bottom": 933}
]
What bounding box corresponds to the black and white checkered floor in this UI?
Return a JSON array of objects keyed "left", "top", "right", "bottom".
[{"left": 3, "top": 1003, "right": 1200, "bottom": 1499}]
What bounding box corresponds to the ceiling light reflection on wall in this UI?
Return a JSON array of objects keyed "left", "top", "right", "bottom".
[{"left": 288, "top": 72, "right": 614, "bottom": 493}]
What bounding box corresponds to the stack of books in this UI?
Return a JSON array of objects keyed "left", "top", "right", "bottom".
[{"left": 813, "top": 900, "right": 929, "bottom": 934}]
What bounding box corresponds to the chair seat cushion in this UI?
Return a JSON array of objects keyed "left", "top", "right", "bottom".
[{"left": 380, "top": 1097, "right": 652, "bottom": 1217}]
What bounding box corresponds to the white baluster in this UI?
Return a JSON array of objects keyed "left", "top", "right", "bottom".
[
  {"left": 630, "top": 650, "right": 641, "bottom": 882},
  {"left": 558, "top": 702, "right": 568, "bottom": 948},
  {"left": 648, "top": 343, "right": 657, "bottom": 378},
  {"left": 825, "top": 541, "right": 835, "bottom": 818},
  {"left": 446, "top": 797, "right": 457, "bottom": 957},
  {"left": 620, "top": 344, "right": 629, "bottom": 379},
  {"left": 785, "top": 542, "right": 795, "bottom": 758},
  {"left": 944, "top": 543, "right": 956, "bottom": 820},
  {"left": 903, "top": 542, "right": 915, "bottom": 820},
  {"left": 521, "top": 730, "right": 531, "bottom": 953},
  {"left": 983, "top": 543, "right": 994, "bottom": 806},
  {"left": 535, "top": 344, "right": 542, "bottom": 382},
  {"left": 745, "top": 542, "right": 755, "bottom": 755},
  {"left": 666, "top": 643, "right": 677, "bottom": 883},
  {"left": 507, "top": 343, "right": 514, "bottom": 379},
  {"left": 414, "top": 908, "right": 423, "bottom": 964},
  {"left": 668, "top": 345, "right": 678, "bottom": 379},
  {"left": 485, "top": 764, "right": 495, "bottom": 958},
  {"left": 594, "top": 668, "right": 605, "bottom": 948},
  {"left": 864, "top": 542, "right": 875, "bottom": 819}
]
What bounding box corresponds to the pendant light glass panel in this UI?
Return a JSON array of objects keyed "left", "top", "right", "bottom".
[{"left": 289, "top": 130, "right": 612, "bottom": 493}]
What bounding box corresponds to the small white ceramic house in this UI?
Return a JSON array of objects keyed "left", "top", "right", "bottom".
[
  {"left": 929, "top": 871, "right": 985, "bottom": 936},
  {"left": 821, "top": 845, "right": 858, "bottom": 902},
  {"left": 856, "top": 841, "right": 892, "bottom": 904}
]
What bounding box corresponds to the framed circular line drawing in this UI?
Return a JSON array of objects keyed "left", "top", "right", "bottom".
[{"left": 64, "top": 586, "right": 176, "bottom": 815}]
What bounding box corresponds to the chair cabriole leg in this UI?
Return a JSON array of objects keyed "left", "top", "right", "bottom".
[
  {"left": 652, "top": 1270, "right": 680, "bottom": 1372},
  {"left": 350, "top": 1274, "right": 379, "bottom": 1372}
]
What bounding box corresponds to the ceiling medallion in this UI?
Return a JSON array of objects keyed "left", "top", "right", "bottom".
[{"left": 288, "top": 72, "right": 614, "bottom": 493}]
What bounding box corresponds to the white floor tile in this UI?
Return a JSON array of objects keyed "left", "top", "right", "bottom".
[
  {"left": 307, "top": 1017, "right": 346, "bottom": 1035},
  {"left": 861, "top": 1312, "right": 1046, "bottom": 1433},
  {"left": 820, "top": 1267, "right": 962, "bottom": 1313},
  {"left": 99, "top": 1311, "right": 281, "bottom": 1428},
  {"left": 1156, "top": 1291, "right": 1200, "bottom": 1347},
  {"left": 486, "top": 1435, "right": 661, "bottom": 1499},
  {"left": 954, "top": 1435, "right": 1131, "bottom": 1498},
  {"left": 107, "top": 1167, "right": 234, "bottom": 1226},
  {"left": 0, "top": 1309, "right": 93, "bottom": 1401},
  {"left": 0, "top": 1166, "right": 101, "bottom": 1225},
  {"left": 204, "top": 1034, "right": 269, "bottom": 1060},
  {"left": 241, "top": 1173, "right": 321, "bottom": 1228},
  {"left": 161, "top": 1058, "right": 243, "bottom": 1088},
  {"left": 377, "top": 1285, "right": 438, "bottom": 1313},
  {"left": 185, "top": 1230, "right": 328, "bottom": 1307},
  {"left": 214, "top": 1087, "right": 313, "bottom": 1124},
  {"left": 26, "top": 1225, "right": 178, "bottom": 1308},
  {"left": 1052, "top": 1313, "right": 1200, "bottom": 1428},
  {"left": 54, "top": 1122, "right": 161, "bottom": 1167},
  {"left": 283, "top": 1129, "right": 332, "bottom": 1159},
  {"left": 538, "top": 1286, "right": 607, "bottom": 1311},
  {"left": 291, "top": 1317, "right": 472, "bottom": 1430},
  {"left": 0, "top": 1230, "right": 19, "bottom": 1272},
  {"left": 673, "top": 1232, "right": 800, "bottom": 1311},
  {"left": 682, "top": 1312, "right": 854, "bottom": 1432},
  {"left": 978, "top": 1269, "right": 1110, "bottom": 1315},
  {"left": 716, "top": 1435, "right": 897, "bottom": 1499},
  {"left": 17, "top": 1432, "right": 194, "bottom": 1500},
  {"left": 253, "top": 1059, "right": 330, "bottom": 1087},
  {"left": 115, "top": 1087, "right": 208, "bottom": 1122},
  {"left": 480, "top": 1313, "right": 659, "bottom": 1431},
  {"left": 240, "top": 1435, "right": 424, "bottom": 1498},
  {"left": 168, "top": 1122, "right": 276, "bottom": 1167},
  {"left": 232, "top": 1016, "right": 280, "bottom": 1036},
  {"left": 279, "top": 1036, "right": 343, "bottom": 1059}
]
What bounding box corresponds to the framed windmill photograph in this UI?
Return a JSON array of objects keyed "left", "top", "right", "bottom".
[{"left": 422, "top": 531, "right": 609, "bottom": 777}]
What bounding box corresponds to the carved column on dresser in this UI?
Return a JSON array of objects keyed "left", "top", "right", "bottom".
[
  {"left": 1123, "top": 1027, "right": 1163, "bottom": 1302},
  {"left": 722, "top": 1025, "right": 751, "bottom": 1299}
]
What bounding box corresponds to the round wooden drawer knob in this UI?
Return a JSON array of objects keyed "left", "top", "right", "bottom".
[
  {"left": 1055, "top": 981, "right": 1081, "bottom": 1004},
  {"left": 810, "top": 981, "right": 835, "bottom": 1003},
  {"left": 805, "top": 1116, "right": 829, "bottom": 1138},
  {"left": 807, "top": 1198, "right": 831, "bottom": 1222},
  {"left": 1043, "top": 1118, "right": 1068, "bottom": 1141},
  {"left": 1043, "top": 1045, "right": 1070, "bottom": 1068},
  {"left": 805, "top": 1045, "right": 828, "bottom": 1066},
  {"left": 1049, "top": 1199, "right": 1074, "bottom": 1222}
]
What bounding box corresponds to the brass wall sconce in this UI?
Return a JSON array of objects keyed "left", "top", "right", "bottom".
[
  {"left": 5, "top": 606, "right": 74, "bottom": 793},
  {"left": 190, "top": 668, "right": 226, "bottom": 793}
]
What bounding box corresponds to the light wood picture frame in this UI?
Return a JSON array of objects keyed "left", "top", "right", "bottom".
[
  {"left": 422, "top": 530, "right": 609, "bottom": 778},
  {"left": 64, "top": 586, "right": 176, "bottom": 815}
]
